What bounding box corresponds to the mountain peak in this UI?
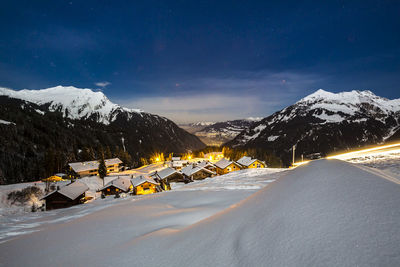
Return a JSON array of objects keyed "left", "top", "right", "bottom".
[{"left": 0, "top": 85, "right": 142, "bottom": 124}]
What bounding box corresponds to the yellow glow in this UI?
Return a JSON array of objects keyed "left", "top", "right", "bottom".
[
  {"left": 209, "top": 156, "right": 213, "bottom": 160},
  {"left": 41, "top": 176, "right": 65, "bottom": 182},
  {"left": 327, "top": 142, "right": 400, "bottom": 160},
  {"left": 291, "top": 142, "right": 400, "bottom": 167},
  {"left": 188, "top": 155, "right": 192, "bottom": 160},
  {"left": 156, "top": 157, "right": 160, "bottom": 162},
  {"left": 291, "top": 160, "right": 311, "bottom": 167}
]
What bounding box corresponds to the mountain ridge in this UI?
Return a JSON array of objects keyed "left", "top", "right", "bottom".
[
  {"left": 0, "top": 86, "right": 205, "bottom": 184},
  {"left": 226, "top": 89, "right": 400, "bottom": 165}
]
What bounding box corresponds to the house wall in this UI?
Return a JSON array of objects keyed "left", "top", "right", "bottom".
[
  {"left": 192, "top": 170, "right": 213, "bottom": 180},
  {"left": 45, "top": 192, "right": 84, "bottom": 210},
  {"left": 216, "top": 163, "right": 240, "bottom": 175},
  {"left": 165, "top": 173, "right": 185, "bottom": 183},
  {"left": 135, "top": 182, "right": 157, "bottom": 195},
  {"left": 74, "top": 163, "right": 121, "bottom": 177},
  {"left": 246, "top": 160, "right": 266, "bottom": 169},
  {"left": 101, "top": 185, "right": 130, "bottom": 196}
]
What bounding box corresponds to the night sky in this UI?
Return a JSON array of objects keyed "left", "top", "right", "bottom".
[{"left": 1, "top": 1, "right": 399, "bottom": 123}]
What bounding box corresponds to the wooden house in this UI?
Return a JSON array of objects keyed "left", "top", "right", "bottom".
[
  {"left": 68, "top": 158, "right": 122, "bottom": 177},
  {"left": 150, "top": 167, "right": 185, "bottom": 189},
  {"left": 170, "top": 160, "right": 188, "bottom": 170},
  {"left": 100, "top": 176, "right": 132, "bottom": 196},
  {"left": 215, "top": 158, "right": 242, "bottom": 175},
  {"left": 181, "top": 165, "right": 216, "bottom": 181},
  {"left": 197, "top": 161, "right": 216, "bottom": 172},
  {"left": 41, "top": 181, "right": 89, "bottom": 210},
  {"left": 236, "top": 156, "right": 267, "bottom": 169},
  {"left": 131, "top": 175, "right": 159, "bottom": 195}
]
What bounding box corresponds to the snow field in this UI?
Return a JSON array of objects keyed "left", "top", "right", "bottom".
[{"left": 1, "top": 160, "right": 400, "bottom": 266}]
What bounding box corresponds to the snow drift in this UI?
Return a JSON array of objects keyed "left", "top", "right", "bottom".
[{"left": 1, "top": 160, "right": 399, "bottom": 266}]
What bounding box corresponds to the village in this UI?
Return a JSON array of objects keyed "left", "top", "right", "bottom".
[{"left": 40, "top": 152, "right": 267, "bottom": 210}]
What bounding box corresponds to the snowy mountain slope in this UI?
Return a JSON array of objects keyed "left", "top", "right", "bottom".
[
  {"left": 227, "top": 89, "right": 400, "bottom": 165},
  {"left": 0, "top": 86, "right": 142, "bottom": 125},
  {"left": 1, "top": 160, "right": 399, "bottom": 266},
  {"left": 181, "top": 118, "right": 262, "bottom": 146},
  {"left": 0, "top": 87, "right": 205, "bottom": 184}
]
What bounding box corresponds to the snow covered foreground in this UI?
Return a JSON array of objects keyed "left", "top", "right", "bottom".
[{"left": 1, "top": 160, "right": 400, "bottom": 266}]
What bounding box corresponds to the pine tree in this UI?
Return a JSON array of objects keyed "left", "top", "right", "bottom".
[
  {"left": 96, "top": 145, "right": 104, "bottom": 159},
  {"left": 80, "top": 147, "right": 93, "bottom": 161},
  {"left": 98, "top": 154, "right": 107, "bottom": 186},
  {"left": 104, "top": 146, "right": 112, "bottom": 159}
]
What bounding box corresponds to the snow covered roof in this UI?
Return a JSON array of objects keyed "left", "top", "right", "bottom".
[
  {"left": 69, "top": 158, "right": 122, "bottom": 173},
  {"left": 197, "top": 161, "right": 215, "bottom": 168},
  {"left": 171, "top": 160, "right": 187, "bottom": 167},
  {"left": 42, "top": 180, "right": 89, "bottom": 200},
  {"left": 151, "top": 167, "right": 181, "bottom": 180},
  {"left": 215, "top": 158, "right": 239, "bottom": 169},
  {"left": 131, "top": 175, "right": 159, "bottom": 187},
  {"left": 171, "top": 157, "right": 181, "bottom": 161},
  {"left": 182, "top": 165, "right": 215, "bottom": 177},
  {"left": 100, "top": 176, "right": 131, "bottom": 192},
  {"left": 236, "top": 156, "right": 258, "bottom": 167}
]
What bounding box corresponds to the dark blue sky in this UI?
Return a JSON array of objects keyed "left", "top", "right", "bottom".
[{"left": 1, "top": 0, "right": 399, "bottom": 122}]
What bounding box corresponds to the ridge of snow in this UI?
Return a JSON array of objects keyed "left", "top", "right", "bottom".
[
  {"left": 297, "top": 89, "right": 400, "bottom": 114},
  {"left": 0, "top": 119, "right": 15, "bottom": 125},
  {"left": 190, "top": 121, "right": 215, "bottom": 126},
  {"left": 0, "top": 86, "right": 143, "bottom": 125},
  {"left": 245, "top": 117, "right": 263, "bottom": 121}
]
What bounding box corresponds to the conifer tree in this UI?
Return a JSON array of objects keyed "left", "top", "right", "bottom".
[
  {"left": 98, "top": 154, "right": 107, "bottom": 186},
  {"left": 104, "top": 146, "right": 112, "bottom": 159}
]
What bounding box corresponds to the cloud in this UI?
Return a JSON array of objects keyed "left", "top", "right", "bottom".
[
  {"left": 95, "top": 81, "right": 111, "bottom": 87},
  {"left": 115, "top": 70, "right": 326, "bottom": 123}
]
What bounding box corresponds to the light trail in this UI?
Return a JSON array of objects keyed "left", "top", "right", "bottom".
[
  {"left": 292, "top": 142, "right": 400, "bottom": 167},
  {"left": 327, "top": 142, "right": 400, "bottom": 160}
]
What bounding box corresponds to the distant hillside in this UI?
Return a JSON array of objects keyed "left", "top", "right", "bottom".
[
  {"left": 226, "top": 89, "right": 400, "bottom": 166},
  {"left": 0, "top": 86, "right": 205, "bottom": 184},
  {"left": 180, "top": 118, "right": 262, "bottom": 146}
]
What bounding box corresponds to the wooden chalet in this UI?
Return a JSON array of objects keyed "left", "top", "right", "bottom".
[
  {"left": 150, "top": 167, "right": 185, "bottom": 190},
  {"left": 214, "top": 158, "right": 242, "bottom": 175},
  {"left": 41, "top": 181, "right": 89, "bottom": 210},
  {"left": 100, "top": 176, "right": 132, "bottom": 195},
  {"left": 181, "top": 165, "right": 216, "bottom": 181},
  {"left": 151, "top": 167, "right": 185, "bottom": 182},
  {"left": 197, "top": 161, "right": 216, "bottom": 172},
  {"left": 131, "top": 175, "right": 159, "bottom": 195},
  {"left": 236, "top": 156, "right": 267, "bottom": 169},
  {"left": 68, "top": 158, "right": 122, "bottom": 177}
]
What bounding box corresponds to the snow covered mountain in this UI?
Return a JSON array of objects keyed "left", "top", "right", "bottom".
[
  {"left": 226, "top": 89, "right": 400, "bottom": 165},
  {"left": 0, "top": 86, "right": 142, "bottom": 125},
  {"left": 0, "top": 86, "right": 205, "bottom": 184},
  {"left": 181, "top": 118, "right": 262, "bottom": 146}
]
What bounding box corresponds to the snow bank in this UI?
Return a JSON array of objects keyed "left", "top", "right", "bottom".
[{"left": 1, "top": 160, "right": 399, "bottom": 266}]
